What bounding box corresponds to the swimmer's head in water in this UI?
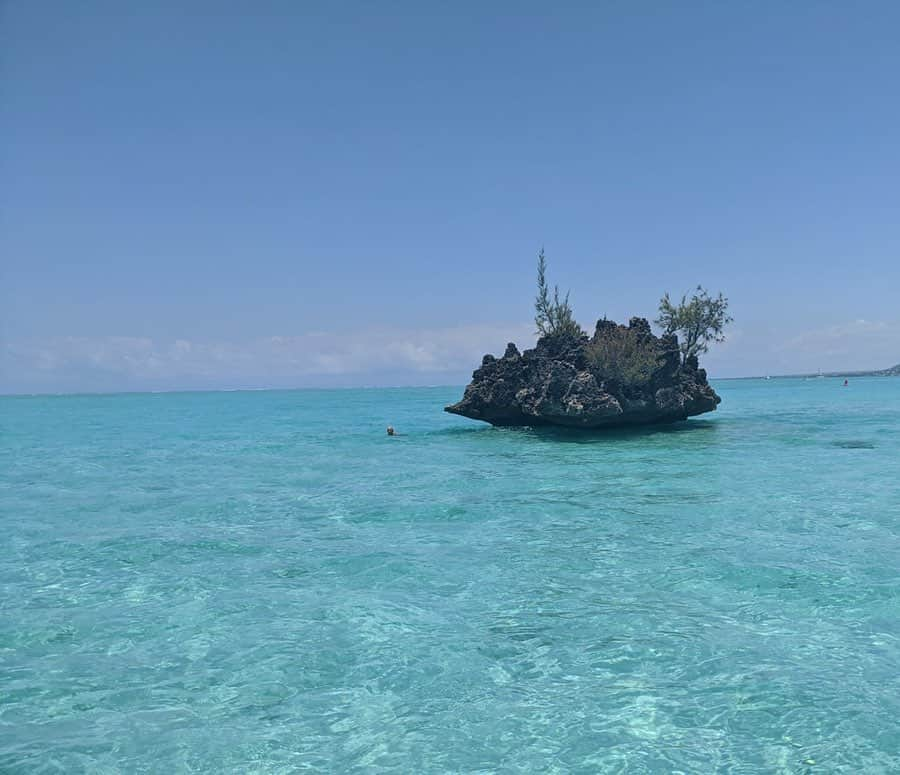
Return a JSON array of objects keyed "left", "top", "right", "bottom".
[{"left": 387, "top": 426, "right": 395, "bottom": 436}]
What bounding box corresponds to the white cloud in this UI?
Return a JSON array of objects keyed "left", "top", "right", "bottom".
[
  {"left": 3, "top": 318, "right": 897, "bottom": 393},
  {"left": 780, "top": 319, "right": 892, "bottom": 353},
  {"left": 1, "top": 323, "right": 535, "bottom": 393},
  {"left": 774, "top": 319, "right": 900, "bottom": 370}
]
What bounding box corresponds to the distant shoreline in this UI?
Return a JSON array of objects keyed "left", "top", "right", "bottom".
[{"left": 728, "top": 366, "right": 900, "bottom": 381}]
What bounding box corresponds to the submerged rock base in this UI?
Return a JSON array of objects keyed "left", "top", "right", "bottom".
[{"left": 445, "top": 317, "right": 720, "bottom": 429}]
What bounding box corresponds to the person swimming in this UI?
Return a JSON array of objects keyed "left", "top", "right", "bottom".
[{"left": 387, "top": 426, "right": 395, "bottom": 436}]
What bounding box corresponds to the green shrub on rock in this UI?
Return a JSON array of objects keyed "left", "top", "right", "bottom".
[{"left": 586, "top": 320, "right": 662, "bottom": 389}]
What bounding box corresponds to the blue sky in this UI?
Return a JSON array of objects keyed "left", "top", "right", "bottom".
[{"left": 3, "top": 1, "right": 899, "bottom": 393}]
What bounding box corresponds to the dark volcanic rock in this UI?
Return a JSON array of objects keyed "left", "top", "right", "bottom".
[{"left": 445, "top": 318, "right": 721, "bottom": 428}]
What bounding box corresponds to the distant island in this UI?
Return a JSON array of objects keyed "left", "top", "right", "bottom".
[{"left": 446, "top": 252, "right": 731, "bottom": 429}]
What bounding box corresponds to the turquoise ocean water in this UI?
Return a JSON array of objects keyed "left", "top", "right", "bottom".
[{"left": 1, "top": 378, "right": 899, "bottom": 773}]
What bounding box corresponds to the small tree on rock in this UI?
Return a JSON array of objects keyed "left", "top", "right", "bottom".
[
  {"left": 534, "top": 248, "right": 583, "bottom": 339},
  {"left": 655, "top": 286, "right": 732, "bottom": 365}
]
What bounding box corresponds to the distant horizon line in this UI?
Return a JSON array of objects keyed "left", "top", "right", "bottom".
[{"left": 2, "top": 370, "right": 897, "bottom": 399}]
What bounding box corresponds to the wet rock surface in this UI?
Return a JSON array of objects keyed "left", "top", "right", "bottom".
[{"left": 445, "top": 317, "right": 721, "bottom": 428}]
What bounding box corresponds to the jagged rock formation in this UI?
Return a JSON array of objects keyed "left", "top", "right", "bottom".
[{"left": 445, "top": 317, "right": 721, "bottom": 428}]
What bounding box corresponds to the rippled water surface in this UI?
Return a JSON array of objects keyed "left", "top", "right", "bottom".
[{"left": 2, "top": 378, "right": 899, "bottom": 773}]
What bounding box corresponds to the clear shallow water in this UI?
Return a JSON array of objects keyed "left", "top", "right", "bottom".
[{"left": 1, "top": 378, "right": 899, "bottom": 774}]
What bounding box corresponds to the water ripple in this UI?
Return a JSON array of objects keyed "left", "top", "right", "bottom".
[{"left": 1, "top": 380, "right": 899, "bottom": 772}]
